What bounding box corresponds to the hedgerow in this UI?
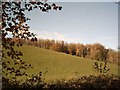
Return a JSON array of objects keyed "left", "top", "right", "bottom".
[{"left": 2, "top": 74, "right": 120, "bottom": 90}]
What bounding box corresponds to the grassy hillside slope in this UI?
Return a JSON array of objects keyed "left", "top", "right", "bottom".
[{"left": 4, "top": 45, "right": 118, "bottom": 82}]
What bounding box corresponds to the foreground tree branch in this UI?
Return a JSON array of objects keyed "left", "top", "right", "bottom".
[{"left": 1, "top": 0, "right": 62, "bottom": 78}]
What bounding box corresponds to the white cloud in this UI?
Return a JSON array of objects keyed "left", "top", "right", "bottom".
[
  {"left": 30, "top": 29, "right": 80, "bottom": 43},
  {"left": 29, "top": 29, "right": 118, "bottom": 50}
]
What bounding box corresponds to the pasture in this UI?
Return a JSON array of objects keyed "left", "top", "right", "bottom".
[{"left": 3, "top": 45, "right": 118, "bottom": 82}]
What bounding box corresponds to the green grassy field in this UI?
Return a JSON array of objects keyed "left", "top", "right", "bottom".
[{"left": 3, "top": 45, "right": 118, "bottom": 82}]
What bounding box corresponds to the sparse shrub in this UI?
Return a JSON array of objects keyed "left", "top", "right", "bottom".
[{"left": 93, "top": 61, "right": 110, "bottom": 74}]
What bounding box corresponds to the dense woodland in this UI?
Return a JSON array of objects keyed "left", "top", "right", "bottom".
[{"left": 12, "top": 38, "right": 119, "bottom": 64}]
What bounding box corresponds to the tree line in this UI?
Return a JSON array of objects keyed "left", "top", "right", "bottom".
[{"left": 13, "top": 38, "right": 119, "bottom": 64}]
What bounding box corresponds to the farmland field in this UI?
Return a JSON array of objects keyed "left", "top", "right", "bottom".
[{"left": 3, "top": 45, "right": 118, "bottom": 82}]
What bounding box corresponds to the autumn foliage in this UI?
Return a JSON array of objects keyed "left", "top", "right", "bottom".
[{"left": 18, "top": 38, "right": 119, "bottom": 64}]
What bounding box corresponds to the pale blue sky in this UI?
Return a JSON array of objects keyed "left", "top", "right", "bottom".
[
  {"left": 48, "top": 0, "right": 119, "bottom": 2},
  {"left": 25, "top": 2, "right": 118, "bottom": 50}
]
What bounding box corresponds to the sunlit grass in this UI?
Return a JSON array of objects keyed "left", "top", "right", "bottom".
[{"left": 3, "top": 45, "right": 118, "bottom": 82}]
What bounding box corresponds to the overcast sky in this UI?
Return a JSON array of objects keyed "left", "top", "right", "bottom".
[{"left": 25, "top": 2, "right": 118, "bottom": 50}]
